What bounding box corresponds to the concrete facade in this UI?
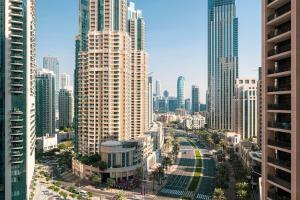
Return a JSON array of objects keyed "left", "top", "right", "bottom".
[{"left": 262, "top": 0, "right": 299, "bottom": 199}]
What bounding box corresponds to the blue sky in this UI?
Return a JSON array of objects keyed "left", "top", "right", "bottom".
[{"left": 37, "top": 0, "right": 261, "bottom": 102}]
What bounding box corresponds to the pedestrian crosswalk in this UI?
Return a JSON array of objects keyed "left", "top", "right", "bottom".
[
  {"left": 183, "top": 191, "right": 194, "bottom": 198},
  {"left": 196, "top": 193, "right": 211, "bottom": 200},
  {"left": 159, "top": 188, "right": 184, "bottom": 196}
]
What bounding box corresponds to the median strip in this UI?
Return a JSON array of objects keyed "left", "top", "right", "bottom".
[{"left": 187, "top": 140, "right": 203, "bottom": 191}]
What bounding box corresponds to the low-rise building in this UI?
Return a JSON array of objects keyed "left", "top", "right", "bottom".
[
  {"left": 36, "top": 134, "right": 58, "bottom": 152},
  {"left": 57, "top": 131, "right": 75, "bottom": 143},
  {"left": 224, "top": 132, "right": 241, "bottom": 150},
  {"left": 181, "top": 114, "right": 206, "bottom": 130},
  {"left": 73, "top": 127, "right": 164, "bottom": 181}
]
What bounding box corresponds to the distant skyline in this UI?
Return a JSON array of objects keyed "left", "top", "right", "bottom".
[{"left": 36, "top": 0, "right": 261, "bottom": 102}]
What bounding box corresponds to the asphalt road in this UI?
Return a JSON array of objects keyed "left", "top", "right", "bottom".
[
  {"left": 158, "top": 139, "right": 195, "bottom": 199},
  {"left": 195, "top": 140, "right": 216, "bottom": 200},
  {"left": 158, "top": 134, "right": 216, "bottom": 200}
]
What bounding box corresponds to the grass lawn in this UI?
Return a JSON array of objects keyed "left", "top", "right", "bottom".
[{"left": 188, "top": 140, "right": 203, "bottom": 191}]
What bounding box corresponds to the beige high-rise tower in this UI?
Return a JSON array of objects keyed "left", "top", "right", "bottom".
[
  {"left": 76, "top": 0, "right": 131, "bottom": 155},
  {"left": 75, "top": 0, "right": 148, "bottom": 155},
  {"left": 262, "top": 0, "right": 300, "bottom": 199},
  {"left": 128, "top": 2, "right": 148, "bottom": 138}
]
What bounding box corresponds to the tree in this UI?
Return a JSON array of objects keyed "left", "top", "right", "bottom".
[
  {"left": 93, "top": 161, "right": 108, "bottom": 171},
  {"left": 107, "top": 178, "right": 116, "bottom": 189},
  {"left": 53, "top": 186, "right": 60, "bottom": 193},
  {"left": 156, "top": 166, "right": 165, "bottom": 185},
  {"left": 212, "top": 188, "right": 227, "bottom": 200},
  {"left": 116, "top": 191, "right": 127, "bottom": 200},
  {"left": 59, "top": 191, "right": 68, "bottom": 200},
  {"left": 90, "top": 174, "right": 101, "bottom": 183},
  {"left": 150, "top": 170, "right": 158, "bottom": 191},
  {"left": 235, "top": 182, "right": 250, "bottom": 200},
  {"left": 236, "top": 190, "right": 248, "bottom": 200},
  {"left": 87, "top": 192, "right": 93, "bottom": 199}
]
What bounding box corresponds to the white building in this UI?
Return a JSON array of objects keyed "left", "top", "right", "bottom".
[
  {"left": 182, "top": 114, "right": 206, "bottom": 130},
  {"left": 36, "top": 134, "right": 58, "bottom": 152},
  {"left": 60, "top": 73, "right": 71, "bottom": 90},
  {"left": 224, "top": 132, "right": 241, "bottom": 150},
  {"left": 233, "top": 78, "right": 258, "bottom": 139}
]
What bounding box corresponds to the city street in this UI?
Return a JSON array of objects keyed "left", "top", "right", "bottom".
[
  {"left": 158, "top": 138, "right": 195, "bottom": 199},
  {"left": 158, "top": 134, "right": 216, "bottom": 200},
  {"left": 194, "top": 141, "right": 216, "bottom": 200}
]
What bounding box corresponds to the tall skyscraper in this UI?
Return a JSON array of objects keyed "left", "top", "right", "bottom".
[
  {"left": 233, "top": 78, "right": 257, "bottom": 139},
  {"left": 185, "top": 98, "right": 191, "bottom": 113},
  {"left": 128, "top": 2, "right": 148, "bottom": 138},
  {"left": 60, "top": 73, "right": 70, "bottom": 90},
  {"left": 0, "top": 0, "right": 36, "bottom": 199},
  {"left": 43, "top": 57, "right": 59, "bottom": 112},
  {"left": 192, "top": 85, "right": 200, "bottom": 114},
  {"left": 262, "top": 0, "right": 298, "bottom": 199},
  {"left": 168, "top": 97, "right": 178, "bottom": 112},
  {"left": 155, "top": 80, "right": 161, "bottom": 97},
  {"left": 75, "top": 0, "right": 148, "bottom": 155},
  {"left": 147, "top": 76, "right": 153, "bottom": 128},
  {"left": 177, "top": 76, "right": 185, "bottom": 109},
  {"left": 208, "top": 0, "right": 239, "bottom": 130},
  {"left": 59, "top": 89, "right": 73, "bottom": 129},
  {"left": 36, "top": 69, "right": 56, "bottom": 137}
]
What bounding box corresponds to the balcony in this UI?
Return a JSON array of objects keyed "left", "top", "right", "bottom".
[
  {"left": 267, "top": 85, "right": 291, "bottom": 93},
  {"left": 11, "top": 150, "right": 23, "bottom": 157},
  {"left": 11, "top": 157, "right": 23, "bottom": 164},
  {"left": 268, "top": 65, "right": 291, "bottom": 75},
  {"left": 11, "top": 144, "right": 23, "bottom": 150},
  {"left": 268, "top": 175, "right": 291, "bottom": 191},
  {"left": 267, "top": 3, "right": 291, "bottom": 25},
  {"left": 268, "top": 0, "right": 291, "bottom": 9},
  {"left": 268, "top": 139, "right": 291, "bottom": 150},
  {"left": 268, "top": 157, "right": 291, "bottom": 171},
  {"left": 268, "top": 44, "right": 291, "bottom": 58},
  {"left": 268, "top": 191, "right": 291, "bottom": 200},
  {"left": 252, "top": 166, "right": 262, "bottom": 175},
  {"left": 268, "top": 103, "right": 291, "bottom": 111},
  {"left": 268, "top": 24, "right": 291, "bottom": 43},
  {"left": 268, "top": 122, "right": 291, "bottom": 130}
]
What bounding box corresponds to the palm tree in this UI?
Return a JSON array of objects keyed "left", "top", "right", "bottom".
[
  {"left": 150, "top": 170, "right": 158, "bottom": 191},
  {"left": 107, "top": 178, "right": 116, "bottom": 189},
  {"left": 116, "top": 191, "right": 127, "bottom": 200},
  {"left": 157, "top": 166, "right": 165, "bottom": 184},
  {"left": 212, "top": 188, "right": 227, "bottom": 200},
  {"left": 236, "top": 190, "right": 248, "bottom": 200}
]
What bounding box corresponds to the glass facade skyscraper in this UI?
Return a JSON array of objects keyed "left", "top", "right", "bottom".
[
  {"left": 36, "top": 69, "right": 56, "bottom": 137},
  {"left": 207, "top": 0, "right": 238, "bottom": 130},
  {"left": 0, "top": 0, "right": 36, "bottom": 199},
  {"left": 192, "top": 85, "right": 200, "bottom": 114},
  {"left": 177, "top": 76, "right": 185, "bottom": 109},
  {"left": 43, "top": 57, "right": 59, "bottom": 113}
]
